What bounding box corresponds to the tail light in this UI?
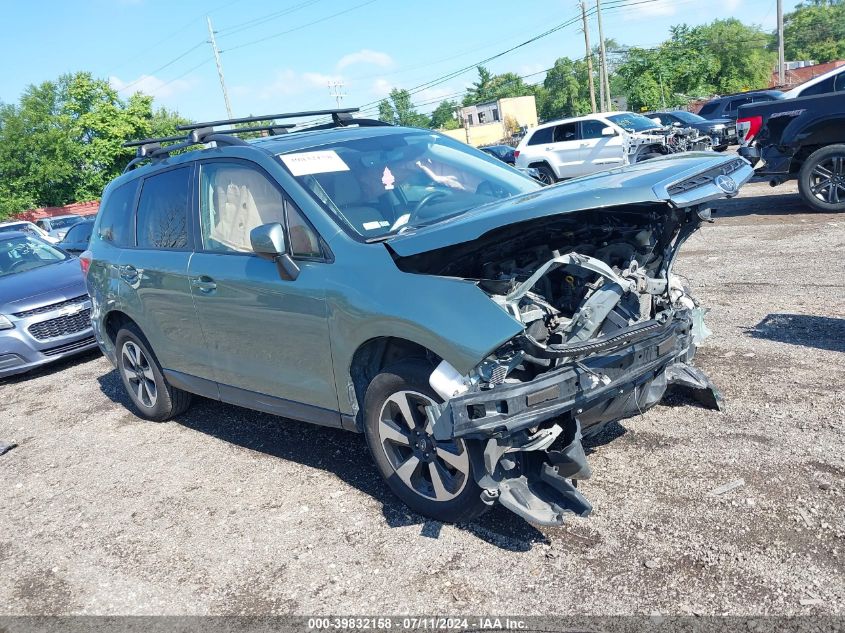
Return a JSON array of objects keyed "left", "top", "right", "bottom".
[
  {"left": 79, "top": 250, "right": 92, "bottom": 277},
  {"left": 736, "top": 115, "right": 762, "bottom": 145},
  {"left": 514, "top": 150, "right": 520, "bottom": 159}
]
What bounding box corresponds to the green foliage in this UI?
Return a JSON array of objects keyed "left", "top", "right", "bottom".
[
  {"left": 430, "top": 100, "right": 460, "bottom": 130},
  {"left": 0, "top": 71, "right": 188, "bottom": 219},
  {"left": 781, "top": 0, "right": 845, "bottom": 63},
  {"left": 462, "top": 66, "right": 536, "bottom": 106},
  {"left": 616, "top": 19, "right": 775, "bottom": 111},
  {"left": 539, "top": 57, "right": 594, "bottom": 120},
  {"left": 376, "top": 88, "right": 431, "bottom": 128}
]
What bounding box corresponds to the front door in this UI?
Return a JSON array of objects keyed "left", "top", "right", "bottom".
[
  {"left": 579, "top": 119, "right": 625, "bottom": 174},
  {"left": 188, "top": 159, "right": 339, "bottom": 420}
]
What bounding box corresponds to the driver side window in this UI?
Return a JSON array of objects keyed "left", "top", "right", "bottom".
[{"left": 199, "top": 161, "right": 322, "bottom": 259}]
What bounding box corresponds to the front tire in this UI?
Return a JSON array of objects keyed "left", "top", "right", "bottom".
[
  {"left": 363, "top": 360, "right": 487, "bottom": 524},
  {"left": 533, "top": 164, "right": 557, "bottom": 185},
  {"left": 798, "top": 144, "right": 845, "bottom": 213},
  {"left": 115, "top": 324, "right": 192, "bottom": 421}
]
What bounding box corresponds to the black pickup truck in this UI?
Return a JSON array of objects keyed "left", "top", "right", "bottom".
[{"left": 737, "top": 92, "right": 845, "bottom": 212}]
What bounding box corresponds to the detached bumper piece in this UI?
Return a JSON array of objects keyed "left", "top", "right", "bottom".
[{"left": 430, "top": 315, "right": 720, "bottom": 526}]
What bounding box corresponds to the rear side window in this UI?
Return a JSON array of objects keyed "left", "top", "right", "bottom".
[
  {"left": 697, "top": 102, "right": 719, "bottom": 116},
  {"left": 527, "top": 126, "right": 554, "bottom": 146},
  {"left": 97, "top": 180, "right": 139, "bottom": 247},
  {"left": 136, "top": 168, "right": 191, "bottom": 250},
  {"left": 553, "top": 123, "right": 578, "bottom": 142},
  {"left": 799, "top": 75, "right": 836, "bottom": 98}
]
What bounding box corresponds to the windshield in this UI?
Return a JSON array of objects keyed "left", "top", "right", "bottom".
[
  {"left": 607, "top": 113, "right": 663, "bottom": 133},
  {"left": 0, "top": 234, "right": 67, "bottom": 277},
  {"left": 49, "top": 216, "right": 83, "bottom": 230},
  {"left": 278, "top": 130, "right": 541, "bottom": 239}
]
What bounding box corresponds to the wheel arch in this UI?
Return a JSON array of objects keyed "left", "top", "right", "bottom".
[
  {"left": 347, "top": 336, "right": 442, "bottom": 431},
  {"left": 103, "top": 309, "right": 139, "bottom": 346}
]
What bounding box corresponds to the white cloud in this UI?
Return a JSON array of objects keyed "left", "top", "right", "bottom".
[
  {"left": 110, "top": 74, "right": 196, "bottom": 99},
  {"left": 242, "top": 70, "right": 344, "bottom": 101},
  {"left": 337, "top": 49, "right": 394, "bottom": 71},
  {"left": 371, "top": 78, "right": 393, "bottom": 97}
]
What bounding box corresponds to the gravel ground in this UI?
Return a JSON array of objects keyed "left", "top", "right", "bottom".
[{"left": 0, "top": 179, "right": 843, "bottom": 616}]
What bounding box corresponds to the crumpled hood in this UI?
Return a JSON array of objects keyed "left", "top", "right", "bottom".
[
  {"left": 0, "top": 259, "right": 87, "bottom": 314},
  {"left": 386, "top": 152, "right": 752, "bottom": 258}
]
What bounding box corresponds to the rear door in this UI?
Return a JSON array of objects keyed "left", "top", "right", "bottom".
[
  {"left": 187, "top": 159, "right": 339, "bottom": 421},
  {"left": 547, "top": 122, "right": 585, "bottom": 178},
  {"left": 118, "top": 164, "right": 213, "bottom": 380},
  {"left": 578, "top": 119, "right": 625, "bottom": 174}
]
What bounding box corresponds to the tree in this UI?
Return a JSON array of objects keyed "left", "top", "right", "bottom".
[
  {"left": 780, "top": 0, "right": 845, "bottom": 63},
  {"left": 540, "top": 57, "right": 594, "bottom": 120},
  {"left": 462, "top": 66, "right": 536, "bottom": 106},
  {"left": 376, "top": 88, "right": 430, "bottom": 128},
  {"left": 616, "top": 19, "right": 775, "bottom": 111},
  {"left": 430, "top": 100, "right": 460, "bottom": 130},
  {"left": 0, "top": 71, "right": 188, "bottom": 219}
]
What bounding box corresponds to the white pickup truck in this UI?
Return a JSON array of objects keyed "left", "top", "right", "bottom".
[{"left": 514, "top": 112, "right": 671, "bottom": 184}]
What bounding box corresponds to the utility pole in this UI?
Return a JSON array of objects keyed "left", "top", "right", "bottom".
[
  {"left": 580, "top": 2, "right": 597, "bottom": 113},
  {"left": 595, "top": 0, "right": 611, "bottom": 111},
  {"left": 207, "top": 16, "right": 234, "bottom": 119},
  {"left": 328, "top": 80, "right": 346, "bottom": 108},
  {"left": 777, "top": 0, "right": 785, "bottom": 86}
]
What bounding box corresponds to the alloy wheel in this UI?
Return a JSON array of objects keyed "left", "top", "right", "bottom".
[
  {"left": 377, "top": 390, "right": 470, "bottom": 502},
  {"left": 121, "top": 341, "right": 157, "bottom": 408},
  {"left": 810, "top": 155, "right": 845, "bottom": 205}
]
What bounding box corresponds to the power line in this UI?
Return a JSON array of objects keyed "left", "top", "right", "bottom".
[
  {"left": 220, "top": 0, "right": 379, "bottom": 53},
  {"left": 216, "top": 0, "right": 324, "bottom": 37},
  {"left": 115, "top": 40, "right": 206, "bottom": 93}
]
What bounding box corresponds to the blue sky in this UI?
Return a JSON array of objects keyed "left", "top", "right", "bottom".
[{"left": 1, "top": 0, "right": 799, "bottom": 122}]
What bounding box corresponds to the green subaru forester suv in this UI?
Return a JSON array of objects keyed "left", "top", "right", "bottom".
[{"left": 82, "top": 108, "right": 753, "bottom": 526}]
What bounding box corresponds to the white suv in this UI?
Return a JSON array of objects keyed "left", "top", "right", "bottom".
[{"left": 515, "top": 112, "right": 667, "bottom": 184}]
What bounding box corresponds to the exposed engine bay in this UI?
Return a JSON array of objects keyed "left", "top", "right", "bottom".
[{"left": 391, "top": 202, "right": 722, "bottom": 526}]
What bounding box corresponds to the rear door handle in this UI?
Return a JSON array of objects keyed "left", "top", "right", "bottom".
[{"left": 191, "top": 276, "right": 217, "bottom": 293}]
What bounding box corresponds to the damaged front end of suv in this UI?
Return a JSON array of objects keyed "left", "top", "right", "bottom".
[{"left": 385, "top": 153, "right": 752, "bottom": 526}]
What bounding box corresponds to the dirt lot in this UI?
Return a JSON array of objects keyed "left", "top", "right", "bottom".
[{"left": 1, "top": 179, "right": 843, "bottom": 616}]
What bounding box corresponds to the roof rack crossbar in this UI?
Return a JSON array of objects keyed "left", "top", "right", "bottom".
[
  {"left": 176, "top": 108, "right": 359, "bottom": 131},
  {"left": 210, "top": 124, "right": 295, "bottom": 136},
  {"left": 124, "top": 134, "right": 186, "bottom": 148}
]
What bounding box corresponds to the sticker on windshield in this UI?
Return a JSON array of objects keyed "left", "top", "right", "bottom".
[{"left": 279, "top": 150, "right": 350, "bottom": 176}]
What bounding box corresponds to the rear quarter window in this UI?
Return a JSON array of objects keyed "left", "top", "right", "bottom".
[
  {"left": 527, "top": 126, "right": 554, "bottom": 146},
  {"left": 97, "top": 179, "right": 139, "bottom": 247}
]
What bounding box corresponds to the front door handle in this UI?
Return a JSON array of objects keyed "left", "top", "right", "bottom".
[{"left": 191, "top": 276, "right": 217, "bottom": 293}]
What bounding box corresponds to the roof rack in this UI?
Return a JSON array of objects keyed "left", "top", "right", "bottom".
[{"left": 122, "top": 107, "right": 391, "bottom": 172}]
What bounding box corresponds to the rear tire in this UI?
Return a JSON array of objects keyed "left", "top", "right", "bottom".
[
  {"left": 115, "top": 323, "right": 191, "bottom": 421},
  {"left": 363, "top": 359, "right": 487, "bottom": 524},
  {"left": 798, "top": 144, "right": 845, "bottom": 213}
]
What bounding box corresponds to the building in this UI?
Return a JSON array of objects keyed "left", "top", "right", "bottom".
[
  {"left": 14, "top": 200, "right": 99, "bottom": 223},
  {"left": 769, "top": 60, "right": 845, "bottom": 90},
  {"left": 441, "top": 95, "right": 538, "bottom": 147}
]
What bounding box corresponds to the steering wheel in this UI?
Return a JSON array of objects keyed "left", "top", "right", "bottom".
[
  {"left": 9, "top": 258, "right": 32, "bottom": 271},
  {"left": 412, "top": 190, "right": 449, "bottom": 215}
]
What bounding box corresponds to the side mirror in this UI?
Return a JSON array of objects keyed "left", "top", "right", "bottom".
[
  {"left": 650, "top": 117, "right": 662, "bottom": 125},
  {"left": 672, "top": 121, "right": 682, "bottom": 127},
  {"left": 601, "top": 126, "right": 616, "bottom": 137},
  {"left": 250, "top": 222, "right": 300, "bottom": 281}
]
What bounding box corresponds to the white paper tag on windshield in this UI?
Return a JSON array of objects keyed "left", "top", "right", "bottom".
[{"left": 279, "top": 150, "right": 350, "bottom": 176}]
